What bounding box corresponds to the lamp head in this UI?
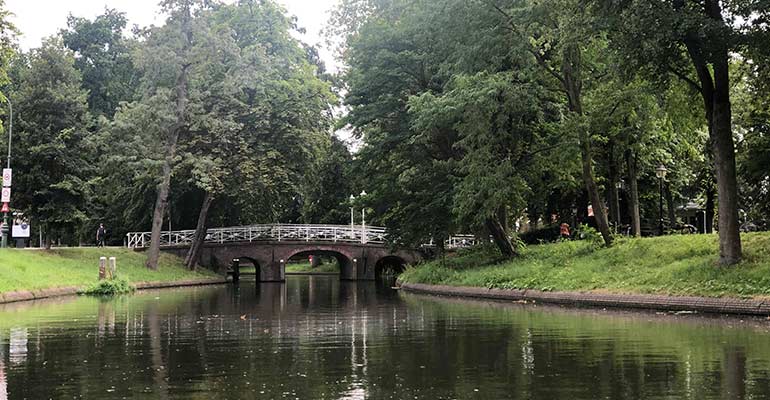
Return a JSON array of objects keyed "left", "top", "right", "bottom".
[{"left": 655, "top": 164, "right": 668, "bottom": 179}]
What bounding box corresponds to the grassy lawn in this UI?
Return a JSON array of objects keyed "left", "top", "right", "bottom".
[
  {"left": 400, "top": 232, "right": 770, "bottom": 298},
  {"left": 0, "top": 247, "right": 218, "bottom": 294},
  {"left": 285, "top": 262, "right": 340, "bottom": 273}
]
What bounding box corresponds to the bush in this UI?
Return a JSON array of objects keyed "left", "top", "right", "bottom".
[{"left": 78, "top": 276, "right": 135, "bottom": 296}]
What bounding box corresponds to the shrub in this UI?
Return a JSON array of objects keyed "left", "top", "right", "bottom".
[{"left": 78, "top": 276, "right": 135, "bottom": 296}]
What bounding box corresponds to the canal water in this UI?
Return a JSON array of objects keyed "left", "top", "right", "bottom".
[{"left": 1, "top": 276, "right": 769, "bottom": 399}]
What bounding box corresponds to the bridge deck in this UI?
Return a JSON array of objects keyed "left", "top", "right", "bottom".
[{"left": 126, "top": 224, "right": 477, "bottom": 249}]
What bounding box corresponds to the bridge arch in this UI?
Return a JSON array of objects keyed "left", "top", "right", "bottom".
[
  {"left": 282, "top": 246, "right": 359, "bottom": 280},
  {"left": 235, "top": 256, "right": 261, "bottom": 274},
  {"left": 373, "top": 255, "right": 408, "bottom": 279}
]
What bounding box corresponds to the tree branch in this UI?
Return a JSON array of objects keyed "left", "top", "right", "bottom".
[
  {"left": 668, "top": 67, "right": 703, "bottom": 93},
  {"left": 485, "top": 0, "right": 566, "bottom": 86}
]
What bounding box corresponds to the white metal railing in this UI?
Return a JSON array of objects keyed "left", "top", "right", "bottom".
[
  {"left": 422, "top": 234, "right": 482, "bottom": 249},
  {"left": 126, "top": 223, "right": 480, "bottom": 250},
  {"left": 127, "top": 224, "right": 388, "bottom": 248}
]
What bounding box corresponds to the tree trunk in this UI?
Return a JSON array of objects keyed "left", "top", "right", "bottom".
[
  {"left": 665, "top": 182, "right": 676, "bottom": 227},
  {"left": 677, "top": 0, "right": 741, "bottom": 264},
  {"left": 145, "top": 4, "right": 193, "bottom": 270},
  {"left": 497, "top": 205, "right": 508, "bottom": 233},
  {"left": 607, "top": 140, "right": 621, "bottom": 229},
  {"left": 625, "top": 149, "right": 641, "bottom": 237},
  {"left": 711, "top": 60, "right": 741, "bottom": 264},
  {"left": 705, "top": 185, "right": 715, "bottom": 234},
  {"left": 561, "top": 43, "right": 613, "bottom": 247},
  {"left": 485, "top": 217, "right": 516, "bottom": 258},
  {"left": 185, "top": 191, "right": 214, "bottom": 270}
]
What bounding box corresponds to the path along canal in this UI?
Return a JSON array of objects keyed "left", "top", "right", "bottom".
[{"left": 0, "top": 275, "right": 769, "bottom": 399}]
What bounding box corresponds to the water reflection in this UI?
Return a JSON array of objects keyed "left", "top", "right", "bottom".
[{"left": 0, "top": 277, "right": 769, "bottom": 399}]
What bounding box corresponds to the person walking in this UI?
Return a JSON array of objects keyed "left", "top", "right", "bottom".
[{"left": 96, "top": 223, "right": 107, "bottom": 247}]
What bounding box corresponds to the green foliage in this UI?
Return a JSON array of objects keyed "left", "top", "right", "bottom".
[
  {"left": 285, "top": 262, "right": 340, "bottom": 274},
  {"left": 576, "top": 224, "right": 604, "bottom": 249},
  {"left": 78, "top": 276, "right": 135, "bottom": 296},
  {"left": 10, "top": 38, "right": 93, "bottom": 245},
  {"left": 61, "top": 8, "right": 137, "bottom": 117}
]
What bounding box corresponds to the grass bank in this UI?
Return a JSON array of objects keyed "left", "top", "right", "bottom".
[
  {"left": 0, "top": 247, "right": 218, "bottom": 294},
  {"left": 400, "top": 232, "right": 770, "bottom": 298},
  {"left": 285, "top": 262, "right": 340, "bottom": 273}
]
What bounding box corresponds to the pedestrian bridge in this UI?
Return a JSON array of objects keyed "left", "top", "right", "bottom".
[{"left": 127, "top": 224, "right": 477, "bottom": 281}]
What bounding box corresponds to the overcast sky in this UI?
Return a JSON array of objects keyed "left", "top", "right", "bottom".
[{"left": 5, "top": 0, "right": 341, "bottom": 72}]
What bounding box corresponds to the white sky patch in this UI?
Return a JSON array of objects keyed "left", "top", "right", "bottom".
[
  {"left": 5, "top": 0, "right": 355, "bottom": 147},
  {"left": 5, "top": 0, "right": 341, "bottom": 72}
]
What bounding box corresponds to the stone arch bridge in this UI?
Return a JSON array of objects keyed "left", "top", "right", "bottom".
[{"left": 127, "top": 224, "right": 476, "bottom": 281}]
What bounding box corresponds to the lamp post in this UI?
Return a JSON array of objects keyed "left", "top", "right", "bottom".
[
  {"left": 655, "top": 164, "right": 668, "bottom": 236},
  {"left": 349, "top": 191, "right": 367, "bottom": 243},
  {"left": 349, "top": 194, "right": 355, "bottom": 230},
  {"left": 1, "top": 98, "right": 11, "bottom": 249},
  {"left": 359, "top": 191, "right": 367, "bottom": 243}
]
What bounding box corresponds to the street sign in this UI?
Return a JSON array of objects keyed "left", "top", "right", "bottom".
[
  {"left": 0, "top": 203, "right": 8, "bottom": 213},
  {"left": 2, "top": 168, "right": 10, "bottom": 187},
  {"left": 12, "top": 222, "right": 30, "bottom": 238},
  {"left": 0, "top": 187, "right": 9, "bottom": 203}
]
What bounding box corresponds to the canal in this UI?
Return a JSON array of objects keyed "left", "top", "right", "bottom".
[{"left": 1, "top": 276, "right": 769, "bottom": 399}]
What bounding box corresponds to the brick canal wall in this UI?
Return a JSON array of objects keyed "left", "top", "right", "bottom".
[{"left": 399, "top": 282, "right": 770, "bottom": 316}]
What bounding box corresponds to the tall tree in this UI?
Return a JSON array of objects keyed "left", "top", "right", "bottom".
[
  {"left": 61, "top": 9, "right": 137, "bottom": 118},
  {"left": 487, "top": 0, "right": 615, "bottom": 246},
  {"left": 141, "top": 0, "right": 196, "bottom": 270},
  {"left": 10, "top": 38, "right": 92, "bottom": 247},
  {"left": 595, "top": 0, "right": 759, "bottom": 264}
]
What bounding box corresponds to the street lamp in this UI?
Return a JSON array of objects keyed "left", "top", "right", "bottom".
[
  {"left": 349, "top": 194, "right": 355, "bottom": 229},
  {"left": 1, "top": 98, "right": 11, "bottom": 248},
  {"left": 655, "top": 164, "right": 668, "bottom": 236},
  {"left": 349, "top": 191, "right": 368, "bottom": 243},
  {"left": 359, "top": 191, "right": 367, "bottom": 243}
]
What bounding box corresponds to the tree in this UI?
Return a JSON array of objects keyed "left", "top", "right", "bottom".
[
  {"left": 61, "top": 8, "right": 137, "bottom": 118},
  {"left": 410, "top": 72, "right": 557, "bottom": 256},
  {"left": 140, "top": 0, "right": 197, "bottom": 270},
  {"left": 487, "top": 0, "right": 615, "bottom": 247},
  {"left": 595, "top": 0, "right": 758, "bottom": 264},
  {"left": 301, "top": 136, "right": 354, "bottom": 225},
  {"left": 10, "top": 38, "right": 92, "bottom": 247}
]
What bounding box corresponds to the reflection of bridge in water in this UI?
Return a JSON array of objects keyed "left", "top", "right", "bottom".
[{"left": 127, "top": 224, "right": 478, "bottom": 282}]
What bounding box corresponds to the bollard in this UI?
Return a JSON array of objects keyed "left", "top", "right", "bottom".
[
  {"left": 108, "top": 257, "right": 117, "bottom": 279},
  {"left": 232, "top": 258, "right": 240, "bottom": 283},
  {"left": 98, "top": 257, "right": 107, "bottom": 280}
]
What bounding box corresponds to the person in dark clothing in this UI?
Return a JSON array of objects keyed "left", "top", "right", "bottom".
[{"left": 96, "top": 224, "right": 107, "bottom": 247}]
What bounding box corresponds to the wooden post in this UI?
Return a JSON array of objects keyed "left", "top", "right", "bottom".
[
  {"left": 98, "top": 257, "right": 107, "bottom": 280},
  {"left": 109, "top": 257, "right": 117, "bottom": 279},
  {"left": 232, "top": 258, "right": 240, "bottom": 283}
]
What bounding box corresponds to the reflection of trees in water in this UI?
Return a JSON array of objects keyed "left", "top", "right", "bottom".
[
  {"left": 1, "top": 281, "right": 770, "bottom": 398},
  {"left": 0, "top": 359, "right": 6, "bottom": 400}
]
